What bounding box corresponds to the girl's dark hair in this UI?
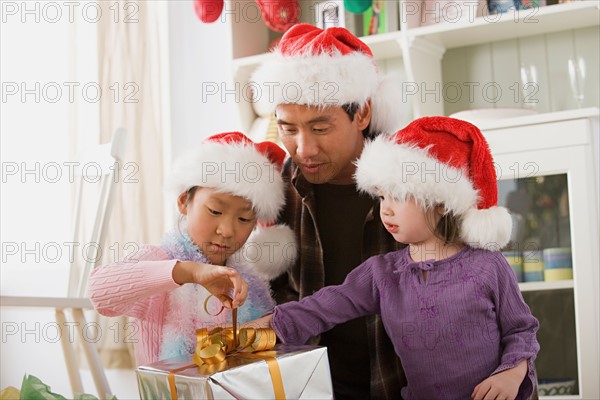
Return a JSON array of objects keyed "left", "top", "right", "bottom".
[
  {"left": 342, "top": 102, "right": 377, "bottom": 140},
  {"left": 429, "top": 209, "right": 461, "bottom": 244},
  {"left": 177, "top": 186, "right": 199, "bottom": 236},
  {"left": 183, "top": 186, "right": 199, "bottom": 205}
]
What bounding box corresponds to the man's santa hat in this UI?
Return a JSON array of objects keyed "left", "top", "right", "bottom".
[
  {"left": 251, "top": 23, "right": 402, "bottom": 134},
  {"left": 355, "top": 117, "right": 512, "bottom": 249},
  {"left": 167, "top": 132, "right": 296, "bottom": 278}
]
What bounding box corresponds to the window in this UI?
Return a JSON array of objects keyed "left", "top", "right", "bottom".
[{"left": 1, "top": 4, "right": 99, "bottom": 294}]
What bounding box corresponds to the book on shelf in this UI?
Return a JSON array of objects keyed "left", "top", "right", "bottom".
[{"left": 363, "top": 0, "right": 399, "bottom": 36}]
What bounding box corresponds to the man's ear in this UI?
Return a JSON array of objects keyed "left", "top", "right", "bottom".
[
  {"left": 177, "top": 192, "right": 189, "bottom": 215},
  {"left": 356, "top": 100, "right": 372, "bottom": 131}
]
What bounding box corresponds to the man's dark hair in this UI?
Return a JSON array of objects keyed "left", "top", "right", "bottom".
[
  {"left": 273, "top": 103, "right": 381, "bottom": 140},
  {"left": 342, "top": 103, "right": 379, "bottom": 140}
]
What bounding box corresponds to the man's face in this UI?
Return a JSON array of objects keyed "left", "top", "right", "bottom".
[{"left": 275, "top": 103, "right": 371, "bottom": 185}]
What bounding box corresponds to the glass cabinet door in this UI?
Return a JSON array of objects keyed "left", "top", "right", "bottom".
[
  {"left": 485, "top": 112, "right": 599, "bottom": 399},
  {"left": 498, "top": 174, "right": 578, "bottom": 397}
]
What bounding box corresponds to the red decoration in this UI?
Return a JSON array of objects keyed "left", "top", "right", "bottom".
[
  {"left": 193, "top": 0, "right": 224, "bottom": 23},
  {"left": 255, "top": 0, "right": 300, "bottom": 32}
]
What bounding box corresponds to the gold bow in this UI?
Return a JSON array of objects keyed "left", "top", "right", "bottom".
[{"left": 168, "top": 296, "right": 285, "bottom": 400}]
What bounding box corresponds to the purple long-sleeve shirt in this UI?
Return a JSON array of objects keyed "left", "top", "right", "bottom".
[{"left": 272, "top": 246, "right": 540, "bottom": 400}]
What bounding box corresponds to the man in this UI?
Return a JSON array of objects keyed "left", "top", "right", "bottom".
[{"left": 252, "top": 23, "right": 406, "bottom": 399}]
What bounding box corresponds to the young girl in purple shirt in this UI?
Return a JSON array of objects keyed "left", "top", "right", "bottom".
[{"left": 250, "top": 117, "right": 540, "bottom": 400}]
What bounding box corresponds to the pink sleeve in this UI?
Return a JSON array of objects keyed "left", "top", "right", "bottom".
[{"left": 88, "top": 245, "right": 180, "bottom": 319}]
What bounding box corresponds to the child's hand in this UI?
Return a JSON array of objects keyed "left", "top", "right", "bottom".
[
  {"left": 471, "top": 359, "right": 527, "bottom": 400},
  {"left": 239, "top": 314, "right": 273, "bottom": 330},
  {"left": 173, "top": 261, "right": 249, "bottom": 308}
]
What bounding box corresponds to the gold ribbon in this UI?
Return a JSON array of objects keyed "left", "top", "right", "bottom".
[
  {"left": 167, "top": 296, "right": 285, "bottom": 400},
  {"left": 168, "top": 363, "right": 196, "bottom": 400}
]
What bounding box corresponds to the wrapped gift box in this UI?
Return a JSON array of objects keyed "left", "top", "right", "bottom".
[{"left": 136, "top": 344, "right": 333, "bottom": 399}]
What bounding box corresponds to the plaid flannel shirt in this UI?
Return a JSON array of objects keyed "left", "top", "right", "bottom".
[{"left": 271, "top": 158, "right": 407, "bottom": 399}]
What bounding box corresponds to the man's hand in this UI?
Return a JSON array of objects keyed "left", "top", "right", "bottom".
[
  {"left": 173, "top": 261, "right": 249, "bottom": 308},
  {"left": 472, "top": 359, "right": 527, "bottom": 400}
]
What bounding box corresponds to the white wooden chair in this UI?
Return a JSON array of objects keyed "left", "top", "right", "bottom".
[{"left": 1, "top": 128, "right": 127, "bottom": 398}]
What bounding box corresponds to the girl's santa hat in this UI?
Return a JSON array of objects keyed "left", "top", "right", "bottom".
[
  {"left": 251, "top": 23, "right": 402, "bottom": 134},
  {"left": 168, "top": 132, "right": 286, "bottom": 223},
  {"left": 168, "top": 132, "right": 296, "bottom": 278},
  {"left": 355, "top": 117, "right": 512, "bottom": 249}
]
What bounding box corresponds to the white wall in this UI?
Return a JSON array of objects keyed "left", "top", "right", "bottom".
[
  {"left": 0, "top": 5, "right": 75, "bottom": 395},
  {"left": 1, "top": 2, "right": 245, "bottom": 396},
  {"left": 0, "top": 4, "right": 138, "bottom": 397},
  {"left": 167, "top": 1, "right": 241, "bottom": 162}
]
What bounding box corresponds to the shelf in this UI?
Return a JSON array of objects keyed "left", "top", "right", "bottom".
[
  {"left": 519, "top": 280, "right": 574, "bottom": 292},
  {"left": 475, "top": 107, "right": 600, "bottom": 131},
  {"left": 232, "top": 2, "right": 599, "bottom": 82},
  {"left": 360, "top": 30, "right": 404, "bottom": 59},
  {"left": 232, "top": 53, "right": 275, "bottom": 82},
  {"left": 410, "top": 1, "right": 600, "bottom": 49}
]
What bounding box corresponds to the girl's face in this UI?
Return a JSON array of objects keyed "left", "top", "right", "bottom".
[
  {"left": 378, "top": 193, "right": 442, "bottom": 247},
  {"left": 178, "top": 187, "right": 257, "bottom": 265}
]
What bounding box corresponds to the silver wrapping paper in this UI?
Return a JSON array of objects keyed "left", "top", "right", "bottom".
[{"left": 137, "top": 344, "right": 333, "bottom": 399}]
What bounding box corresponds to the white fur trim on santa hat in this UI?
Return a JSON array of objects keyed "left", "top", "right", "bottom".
[
  {"left": 251, "top": 51, "right": 401, "bottom": 134},
  {"left": 356, "top": 136, "right": 513, "bottom": 249},
  {"left": 369, "top": 72, "right": 404, "bottom": 134},
  {"left": 251, "top": 51, "right": 377, "bottom": 114},
  {"left": 230, "top": 224, "right": 297, "bottom": 281},
  {"left": 167, "top": 141, "right": 285, "bottom": 223},
  {"left": 355, "top": 136, "right": 479, "bottom": 215},
  {"left": 460, "top": 206, "right": 512, "bottom": 249}
]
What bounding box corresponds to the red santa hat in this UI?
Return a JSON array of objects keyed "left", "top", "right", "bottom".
[
  {"left": 168, "top": 131, "right": 287, "bottom": 223},
  {"left": 251, "top": 23, "right": 402, "bottom": 134},
  {"left": 355, "top": 117, "right": 512, "bottom": 249},
  {"left": 168, "top": 132, "right": 296, "bottom": 277}
]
